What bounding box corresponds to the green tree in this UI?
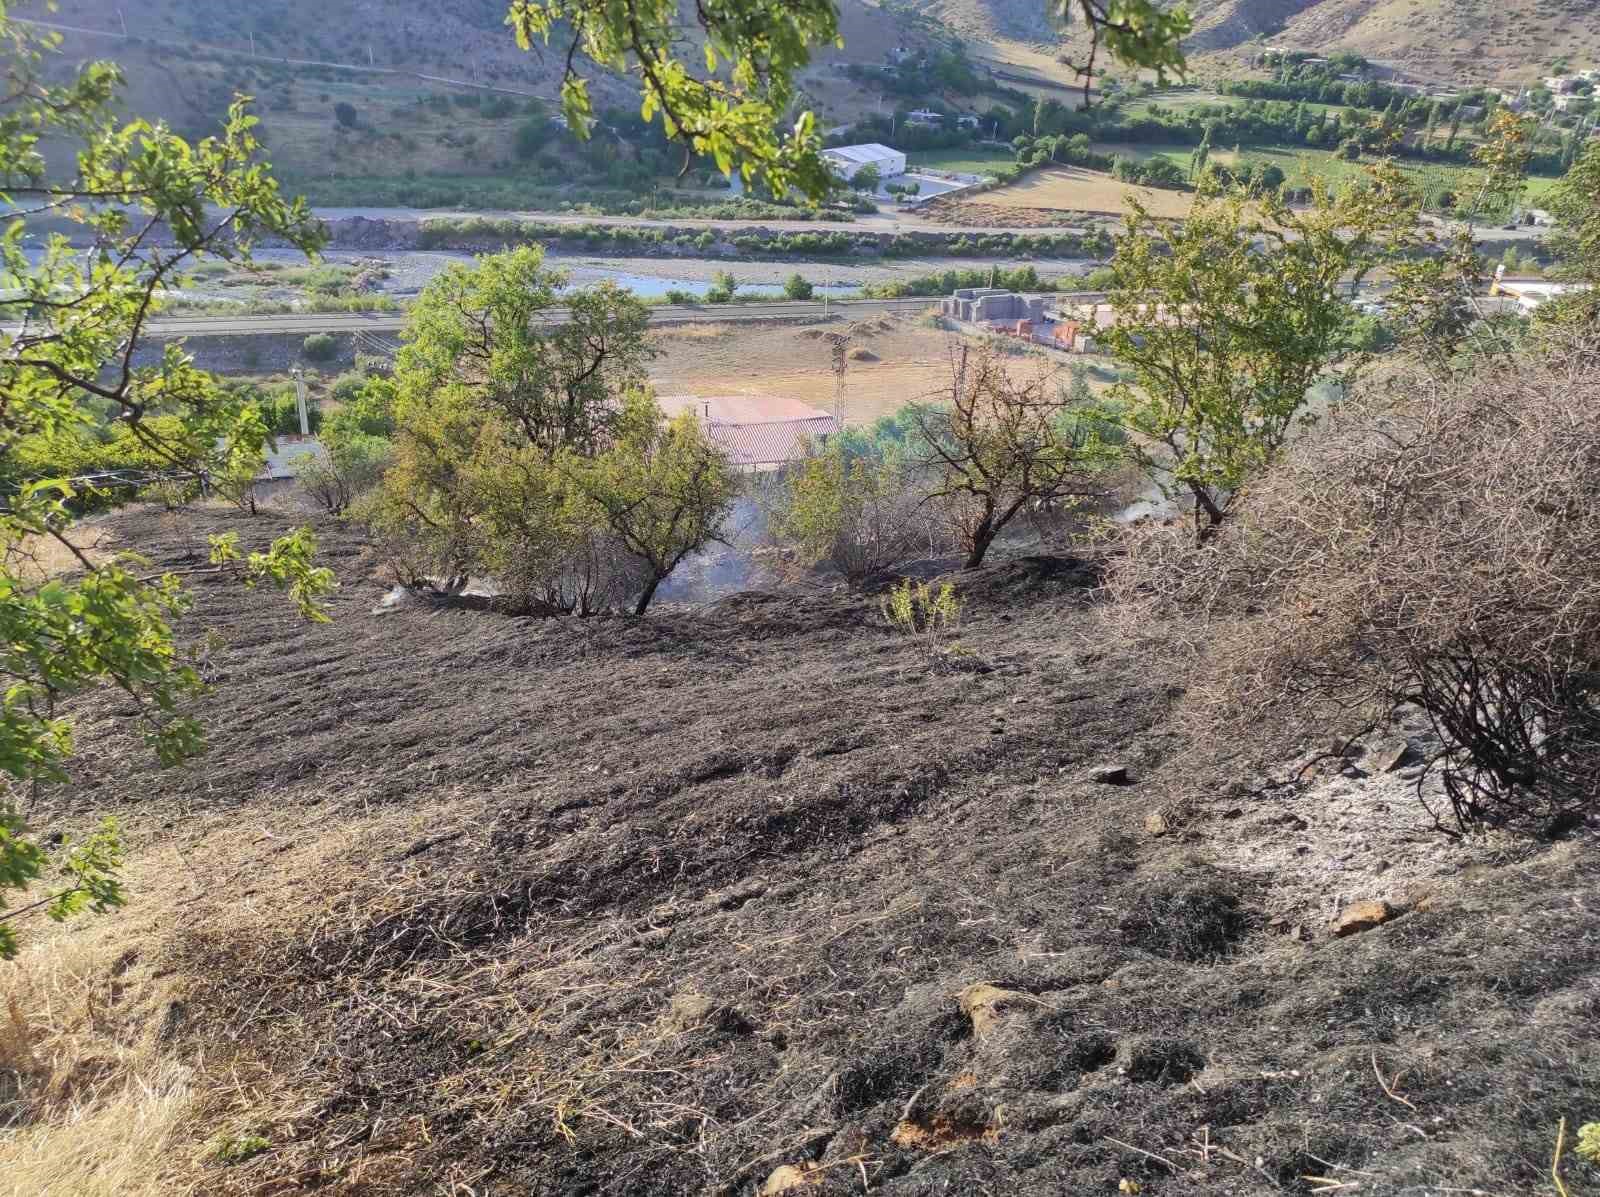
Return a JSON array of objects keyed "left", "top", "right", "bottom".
[
  {"left": 566, "top": 392, "right": 736, "bottom": 614},
  {"left": 503, "top": 0, "right": 1191, "bottom": 199},
  {"left": 0, "top": 10, "right": 334, "bottom": 957},
  {"left": 782, "top": 273, "right": 815, "bottom": 300},
  {"left": 1542, "top": 140, "right": 1600, "bottom": 326},
  {"left": 366, "top": 247, "right": 710, "bottom": 615},
  {"left": 333, "top": 100, "right": 358, "bottom": 127},
  {"left": 850, "top": 163, "right": 881, "bottom": 192},
  {"left": 1100, "top": 172, "right": 1424, "bottom": 538}
]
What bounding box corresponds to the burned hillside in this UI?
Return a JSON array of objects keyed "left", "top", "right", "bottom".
[{"left": 11, "top": 504, "right": 1595, "bottom": 1197}]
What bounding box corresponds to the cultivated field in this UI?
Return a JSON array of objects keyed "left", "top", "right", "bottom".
[
  {"left": 647, "top": 315, "right": 1076, "bottom": 425},
  {"left": 976, "top": 167, "right": 1195, "bottom": 219}
]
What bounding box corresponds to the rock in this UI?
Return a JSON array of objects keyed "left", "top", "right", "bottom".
[
  {"left": 1143, "top": 811, "right": 1170, "bottom": 837},
  {"left": 663, "top": 992, "right": 751, "bottom": 1035},
  {"left": 1090, "top": 764, "right": 1132, "bottom": 785},
  {"left": 1369, "top": 739, "right": 1413, "bottom": 773},
  {"left": 957, "top": 982, "right": 1030, "bottom": 1037},
  {"left": 1331, "top": 900, "right": 1396, "bottom": 938},
  {"left": 759, "top": 1163, "right": 822, "bottom": 1195}
]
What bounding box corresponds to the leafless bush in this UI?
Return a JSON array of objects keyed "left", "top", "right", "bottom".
[
  {"left": 1106, "top": 335, "right": 1600, "bottom": 831},
  {"left": 909, "top": 344, "right": 1110, "bottom": 568}
]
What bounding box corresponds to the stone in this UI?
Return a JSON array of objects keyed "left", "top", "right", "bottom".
[
  {"left": 1143, "top": 811, "right": 1170, "bottom": 837},
  {"left": 759, "top": 1164, "right": 822, "bottom": 1195},
  {"left": 1369, "top": 739, "right": 1413, "bottom": 773},
  {"left": 1089, "top": 764, "right": 1132, "bottom": 785},
  {"left": 1331, "top": 900, "right": 1396, "bottom": 938},
  {"left": 663, "top": 992, "right": 751, "bottom": 1035},
  {"left": 957, "top": 982, "right": 1029, "bottom": 1037}
]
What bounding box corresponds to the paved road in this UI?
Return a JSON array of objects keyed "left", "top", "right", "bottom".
[
  {"left": 134, "top": 296, "right": 946, "bottom": 338},
  {"left": 312, "top": 206, "right": 1098, "bottom": 240}
]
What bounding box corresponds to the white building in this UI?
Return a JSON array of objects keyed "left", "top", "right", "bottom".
[
  {"left": 820, "top": 143, "right": 906, "bottom": 181},
  {"left": 906, "top": 108, "right": 944, "bottom": 126}
]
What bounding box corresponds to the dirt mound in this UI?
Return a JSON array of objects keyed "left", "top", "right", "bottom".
[
  {"left": 847, "top": 347, "right": 878, "bottom": 361},
  {"left": 27, "top": 505, "right": 1600, "bottom": 1197}
]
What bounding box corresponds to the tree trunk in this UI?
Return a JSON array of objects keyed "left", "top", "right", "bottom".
[
  {"left": 633, "top": 573, "right": 663, "bottom": 616},
  {"left": 1190, "top": 483, "right": 1226, "bottom": 543},
  {"left": 965, "top": 521, "right": 996, "bottom": 569}
]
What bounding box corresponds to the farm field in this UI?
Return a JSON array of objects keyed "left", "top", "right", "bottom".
[
  {"left": 976, "top": 166, "right": 1195, "bottom": 219},
  {"left": 905, "top": 148, "right": 1017, "bottom": 175},
  {"left": 1104, "top": 141, "right": 1563, "bottom": 208},
  {"left": 647, "top": 315, "right": 1073, "bottom": 425}
]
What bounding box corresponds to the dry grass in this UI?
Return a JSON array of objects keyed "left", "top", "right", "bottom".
[
  {"left": 6, "top": 525, "right": 111, "bottom": 584},
  {"left": 981, "top": 168, "right": 1194, "bottom": 219},
  {"left": 0, "top": 923, "right": 188, "bottom": 1197},
  {"left": 648, "top": 315, "right": 1072, "bottom": 424}
]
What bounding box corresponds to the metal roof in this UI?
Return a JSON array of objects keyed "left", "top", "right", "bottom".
[
  {"left": 657, "top": 395, "right": 839, "bottom": 468},
  {"left": 820, "top": 143, "right": 904, "bottom": 167}
]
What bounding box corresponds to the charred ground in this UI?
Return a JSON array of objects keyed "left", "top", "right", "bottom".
[{"left": 35, "top": 505, "right": 1600, "bottom": 1196}]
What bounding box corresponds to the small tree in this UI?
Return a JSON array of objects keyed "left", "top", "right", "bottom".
[
  {"left": 299, "top": 433, "right": 392, "bottom": 515},
  {"left": 1101, "top": 172, "right": 1425, "bottom": 539},
  {"left": 851, "top": 163, "right": 881, "bottom": 192},
  {"left": 706, "top": 269, "right": 740, "bottom": 303},
  {"left": 770, "top": 437, "right": 940, "bottom": 582},
  {"left": 908, "top": 344, "right": 1110, "bottom": 569},
  {"left": 566, "top": 392, "right": 736, "bottom": 615},
  {"left": 783, "top": 272, "right": 815, "bottom": 300},
  {"left": 334, "top": 100, "right": 358, "bottom": 127}
]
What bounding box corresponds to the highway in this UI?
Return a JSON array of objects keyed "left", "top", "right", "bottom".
[{"left": 134, "top": 297, "right": 946, "bottom": 339}]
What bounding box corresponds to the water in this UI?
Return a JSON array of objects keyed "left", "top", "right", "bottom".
[{"left": 577, "top": 269, "right": 858, "bottom": 301}]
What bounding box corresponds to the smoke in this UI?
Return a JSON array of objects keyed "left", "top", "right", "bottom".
[{"left": 652, "top": 494, "right": 775, "bottom": 605}]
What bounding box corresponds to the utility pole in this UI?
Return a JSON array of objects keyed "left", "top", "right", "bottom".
[
  {"left": 118, "top": 8, "right": 127, "bottom": 37},
  {"left": 291, "top": 369, "right": 310, "bottom": 437},
  {"left": 249, "top": 30, "right": 256, "bottom": 56}
]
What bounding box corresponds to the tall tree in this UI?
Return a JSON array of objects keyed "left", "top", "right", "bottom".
[{"left": 0, "top": 9, "right": 332, "bottom": 957}]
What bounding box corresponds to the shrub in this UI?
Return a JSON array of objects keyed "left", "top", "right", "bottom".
[
  {"left": 302, "top": 333, "right": 339, "bottom": 363},
  {"left": 704, "top": 270, "right": 739, "bottom": 303},
  {"left": 880, "top": 578, "right": 963, "bottom": 658},
  {"left": 333, "top": 101, "right": 357, "bottom": 128},
  {"left": 768, "top": 439, "right": 941, "bottom": 583},
  {"left": 298, "top": 433, "right": 392, "bottom": 515},
  {"left": 1106, "top": 338, "right": 1600, "bottom": 832},
  {"left": 782, "top": 273, "right": 815, "bottom": 300}
]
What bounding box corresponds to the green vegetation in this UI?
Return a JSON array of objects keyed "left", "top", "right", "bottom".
[
  {"left": 413, "top": 216, "right": 1099, "bottom": 261},
  {"left": 363, "top": 246, "right": 733, "bottom": 616},
  {"left": 0, "top": 11, "right": 335, "bottom": 958},
  {"left": 880, "top": 578, "right": 963, "bottom": 658},
  {"left": 302, "top": 333, "right": 340, "bottom": 362},
  {"left": 1100, "top": 168, "right": 1442, "bottom": 536}
]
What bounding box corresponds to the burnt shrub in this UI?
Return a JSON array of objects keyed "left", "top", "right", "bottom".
[{"left": 1107, "top": 337, "right": 1600, "bottom": 832}]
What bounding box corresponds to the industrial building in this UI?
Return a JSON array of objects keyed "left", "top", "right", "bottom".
[
  {"left": 940, "top": 288, "right": 1045, "bottom": 324},
  {"left": 820, "top": 143, "right": 907, "bottom": 181}
]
